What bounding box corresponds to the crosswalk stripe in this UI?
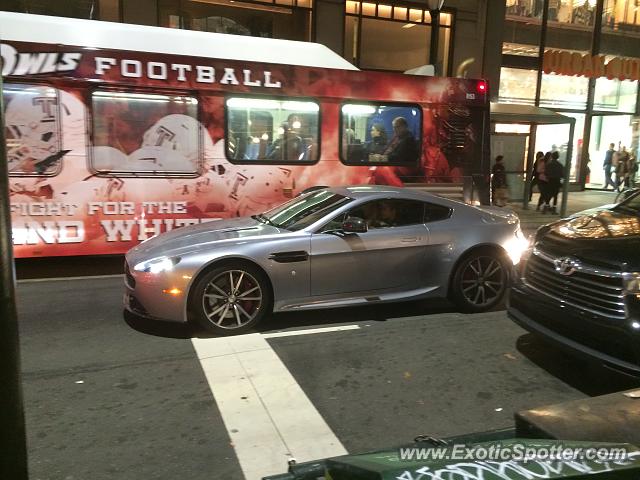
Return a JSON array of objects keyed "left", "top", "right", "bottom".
[{"left": 192, "top": 334, "right": 347, "bottom": 480}]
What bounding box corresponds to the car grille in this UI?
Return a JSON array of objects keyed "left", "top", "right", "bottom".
[
  {"left": 124, "top": 261, "right": 136, "bottom": 289},
  {"left": 524, "top": 249, "right": 626, "bottom": 319}
]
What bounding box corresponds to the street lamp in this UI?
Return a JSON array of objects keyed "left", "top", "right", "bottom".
[{"left": 427, "top": 0, "right": 444, "bottom": 75}]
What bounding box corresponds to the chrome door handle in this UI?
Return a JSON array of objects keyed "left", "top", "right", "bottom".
[{"left": 401, "top": 237, "right": 418, "bottom": 243}]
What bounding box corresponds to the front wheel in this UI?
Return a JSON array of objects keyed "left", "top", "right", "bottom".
[
  {"left": 190, "top": 263, "right": 272, "bottom": 335},
  {"left": 450, "top": 250, "right": 509, "bottom": 313}
]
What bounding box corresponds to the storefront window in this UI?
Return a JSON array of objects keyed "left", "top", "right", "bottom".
[
  {"left": 548, "top": 0, "right": 596, "bottom": 26},
  {"left": 545, "top": 1, "right": 595, "bottom": 52},
  {"left": 503, "top": 0, "right": 542, "bottom": 57},
  {"left": 359, "top": 18, "right": 429, "bottom": 71},
  {"left": 588, "top": 114, "right": 635, "bottom": 187},
  {"left": 498, "top": 67, "right": 538, "bottom": 105},
  {"left": 534, "top": 113, "right": 584, "bottom": 182},
  {"left": 601, "top": 0, "right": 640, "bottom": 56},
  {"left": 593, "top": 77, "right": 638, "bottom": 113},
  {"left": 345, "top": 2, "right": 453, "bottom": 73},
  {"left": 158, "top": 0, "right": 312, "bottom": 40},
  {"left": 602, "top": 0, "right": 640, "bottom": 33},
  {"left": 539, "top": 73, "right": 589, "bottom": 109},
  {"left": 505, "top": 0, "right": 544, "bottom": 19}
]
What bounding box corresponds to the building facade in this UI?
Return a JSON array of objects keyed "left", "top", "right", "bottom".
[
  {"left": 500, "top": 0, "right": 640, "bottom": 187},
  {"left": 1, "top": 1, "right": 501, "bottom": 82}
]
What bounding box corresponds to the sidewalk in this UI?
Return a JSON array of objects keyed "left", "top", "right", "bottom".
[{"left": 504, "top": 189, "right": 621, "bottom": 233}]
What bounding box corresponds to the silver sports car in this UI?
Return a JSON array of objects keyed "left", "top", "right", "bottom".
[{"left": 124, "top": 186, "right": 528, "bottom": 334}]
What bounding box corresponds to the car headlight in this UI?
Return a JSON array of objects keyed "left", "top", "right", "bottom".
[
  {"left": 623, "top": 273, "right": 640, "bottom": 295},
  {"left": 133, "top": 256, "right": 181, "bottom": 274},
  {"left": 504, "top": 227, "right": 531, "bottom": 265}
]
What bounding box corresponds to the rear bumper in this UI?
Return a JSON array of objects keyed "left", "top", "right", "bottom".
[{"left": 508, "top": 281, "right": 640, "bottom": 376}]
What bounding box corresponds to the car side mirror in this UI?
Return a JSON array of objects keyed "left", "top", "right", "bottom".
[{"left": 342, "top": 216, "right": 368, "bottom": 233}]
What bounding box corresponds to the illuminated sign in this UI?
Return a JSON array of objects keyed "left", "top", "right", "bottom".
[{"left": 543, "top": 49, "right": 640, "bottom": 82}]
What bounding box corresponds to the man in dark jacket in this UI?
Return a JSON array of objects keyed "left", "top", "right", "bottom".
[
  {"left": 383, "top": 117, "right": 419, "bottom": 164},
  {"left": 603, "top": 143, "right": 616, "bottom": 190},
  {"left": 545, "top": 151, "right": 564, "bottom": 214}
]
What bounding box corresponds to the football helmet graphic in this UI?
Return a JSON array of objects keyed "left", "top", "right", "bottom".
[
  {"left": 5, "top": 88, "right": 84, "bottom": 174},
  {"left": 141, "top": 114, "right": 210, "bottom": 170}
]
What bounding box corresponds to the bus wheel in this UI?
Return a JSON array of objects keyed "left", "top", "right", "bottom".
[
  {"left": 191, "top": 263, "right": 271, "bottom": 335},
  {"left": 449, "top": 249, "right": 508, "bottom": 313}
]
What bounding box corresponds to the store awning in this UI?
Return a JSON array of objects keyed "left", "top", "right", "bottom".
[{"left": 490, "top": 102, "right": 576, "bottom": 125}]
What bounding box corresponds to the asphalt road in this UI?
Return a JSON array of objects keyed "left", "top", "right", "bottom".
[{"left": 15, "top": 276, "right": 640, "bottom": 480}]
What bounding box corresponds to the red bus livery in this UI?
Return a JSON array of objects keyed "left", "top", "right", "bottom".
[{"left": 2, "top": 12, "right": 490, "bottom": 258}]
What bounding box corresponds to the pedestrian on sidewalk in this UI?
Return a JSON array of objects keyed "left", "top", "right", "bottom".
[
  {"left": 536, "top": 152, "right": 550, "bottom": 211},
  {"left": 628, "top": 153, "right": 638, "bottom": 188},
  {"left": 492, "top": 155, "right": 508, "bottom": 207},
  {"left": 616, "top": 146, "right": 629, "bottom": 191},
  {"left": 603, "top": 143, "right": 616, "bottom": 190},
  {"left": 545, "top": 151, "right": 564, "bottom": 214},
  {"left": 529, "top": 151, "right": 544, "bottom": 202}
]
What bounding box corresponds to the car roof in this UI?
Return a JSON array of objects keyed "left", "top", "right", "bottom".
[{"left": 326, "top": 185, "right": 454, "bottom": 203}]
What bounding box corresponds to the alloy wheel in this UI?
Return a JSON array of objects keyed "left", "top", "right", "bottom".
[
  {"left": 202, "top": 269, "right": 263, "bottom": 329},
  {"left": 459, "top": 256, "right": 506, "bottom": 308}
]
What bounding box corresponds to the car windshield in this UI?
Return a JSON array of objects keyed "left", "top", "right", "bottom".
[{"left": 260, "top": 190, "right": 353, "bottom": 231}]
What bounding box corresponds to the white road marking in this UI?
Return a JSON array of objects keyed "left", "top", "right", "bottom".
[
  {"left": 192, "top": 334, "right": 347, "bottom": 480},
  {"left": 262, "top": 324, "right": 361, "bottom": 338},
  {"left": 18, "top": 274, "right": 123, "bottom": 283}
]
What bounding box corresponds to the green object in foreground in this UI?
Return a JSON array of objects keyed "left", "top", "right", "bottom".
[
  {"left": 324, "top": 440, "right": 640, "bottom": 480},
  {"left": 265, "top": 439, "right": 640, "bottom": 480}
]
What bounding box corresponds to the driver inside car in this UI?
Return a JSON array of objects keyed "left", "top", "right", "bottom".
[{"left": 373, "top": 201, "right": 398, "bottom": 227}]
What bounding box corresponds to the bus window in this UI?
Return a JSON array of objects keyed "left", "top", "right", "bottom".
[
  {"left": 340, "top": 103, "right": 422, "bottom": 166},
  {"left": 90, "top": 91, "right": 200, "bottom": 175},
  {"left": 4, "top": 83, "right": 62, "bottom": 176},
  {"left": 226, "top": 97, "right": 319, "bottom": 164}
]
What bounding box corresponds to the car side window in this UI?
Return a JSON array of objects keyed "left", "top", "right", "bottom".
[
  {"left": 423, "top": 202, "right": 452, "bottom": 223},
  {"left": 319, "top": 212, "right": 347, "bottom": 233},
  {"left": 349, "top": 199, "right": 425, "bottom": 229}
]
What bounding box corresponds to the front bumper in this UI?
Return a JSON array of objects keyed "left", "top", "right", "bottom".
[
  {"left": 123, "top": 260, "right": 189, "bottom": 323},
  {"left": 508, "top": 280, "right": 640, "bottom": 375}
]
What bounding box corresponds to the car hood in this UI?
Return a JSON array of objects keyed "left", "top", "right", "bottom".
[
  {"left": 538, "top": 208, "right": 640, "bottom": 270},
  {"left": 126, "top": 217, "right": 283, "bottom": 264}
]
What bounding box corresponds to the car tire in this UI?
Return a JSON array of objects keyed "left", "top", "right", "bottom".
[
  {"left": 190, "top": 262, "right": 272, "bottom": 335},
  {"left": 449, "top": 248, "right": 509, "bottom": 313}
]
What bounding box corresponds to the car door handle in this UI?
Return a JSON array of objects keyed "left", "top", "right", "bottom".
[{"left": 401, "top": 237, "right": 418, "bottom": 243}]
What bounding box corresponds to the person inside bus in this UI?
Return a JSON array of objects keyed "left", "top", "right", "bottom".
[
  {"left": 365, "top": 123, "right": 388, "bottom": 160},
  {"left": 266, "top": 122, "right": 305, "bottom": 161},
  {"left": 379, "top": 116, "right": 419, "bottom": 164}
]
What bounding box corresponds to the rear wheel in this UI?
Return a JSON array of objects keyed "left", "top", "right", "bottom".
[
  {"left": 190, "top": 263, "right": 271, "bottom": 335},
  {"left": 450, "top": 249, "right": 509, "bottom": 313}
]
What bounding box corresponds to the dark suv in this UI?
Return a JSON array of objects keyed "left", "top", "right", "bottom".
[{"left": 508, "top": 192, "right": 640, "bottom": 375}]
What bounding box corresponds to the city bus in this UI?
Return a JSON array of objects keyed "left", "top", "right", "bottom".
[{"left": 1, "top": 11, "right": 490, "bottom": 258}]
